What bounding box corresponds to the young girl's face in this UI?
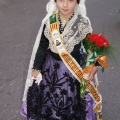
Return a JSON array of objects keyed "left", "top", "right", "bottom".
[{"left": 56, "top": 0, "right": 78, "bottom": 16}]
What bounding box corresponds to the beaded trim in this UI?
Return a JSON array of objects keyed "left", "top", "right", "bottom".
[{"left": 58, "top": 11, "right": 74, "bottom": 34}]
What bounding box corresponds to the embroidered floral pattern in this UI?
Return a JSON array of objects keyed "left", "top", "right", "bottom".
[{"left": 27, "top": 50, "right": 87, "bottom": 120}]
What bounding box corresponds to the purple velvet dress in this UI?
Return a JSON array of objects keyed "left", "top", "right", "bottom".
[{"left": 20, "top": 20, "right": 97, "bottom": 120}]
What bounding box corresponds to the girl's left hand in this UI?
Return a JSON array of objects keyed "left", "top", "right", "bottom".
[{"left": 86, "top": 66, "right": 98, "bottom": 81}]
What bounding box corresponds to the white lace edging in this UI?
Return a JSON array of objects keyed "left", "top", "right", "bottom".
[{"left": 44, "top": 14, "right": 93, "bottom": 54}]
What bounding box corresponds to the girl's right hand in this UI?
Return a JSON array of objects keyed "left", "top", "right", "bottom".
[{"left": 32, "top": 70, "right": 40, "bottom": 78}]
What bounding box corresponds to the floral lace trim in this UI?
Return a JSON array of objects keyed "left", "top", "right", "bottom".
[{"left": 44, "top": 13, "right": 92, "bottom": 54}]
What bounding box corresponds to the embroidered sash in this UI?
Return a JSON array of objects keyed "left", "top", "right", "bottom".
[{"left": 49, "top": 11, "right": 102, "bottom": 119}]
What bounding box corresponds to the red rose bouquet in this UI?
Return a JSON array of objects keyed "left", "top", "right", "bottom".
[
  {"left": 83, "top": 33, "right": 112, "bottom": 56},
  {"left": 88, "top": 34, "right": 109, "bottom": 47},
  {"left": 80, "top": 33, "right": 113, "bottom": 105},
  {"left": 82, "top": 33, "right": 113, "bottom": 74}
]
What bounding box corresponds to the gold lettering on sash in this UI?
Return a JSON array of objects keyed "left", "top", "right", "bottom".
[
  {"left": 61, "top": 53, "right": 83, "bottom": 81},
  {"left": 87, "top": 83, "right": 100, "bottom": 102}
]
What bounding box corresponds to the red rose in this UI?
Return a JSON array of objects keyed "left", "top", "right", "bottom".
[
  {"left": 88, "top": 34, "right": 99, "bottom": 43},
  {"left": 88, "top": 34, "right": 109, "bottom": 47},
  {"left": 95, "top": 36, "right": 109, "bottom": 47}
]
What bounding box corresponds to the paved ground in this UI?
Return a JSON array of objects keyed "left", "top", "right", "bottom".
[{"left": 0, "top": 0, "right": 120, "bottom": 120}]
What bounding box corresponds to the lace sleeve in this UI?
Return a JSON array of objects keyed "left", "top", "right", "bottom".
[{"left": 78, "top": 16, "right": 93, "bottom": 39}]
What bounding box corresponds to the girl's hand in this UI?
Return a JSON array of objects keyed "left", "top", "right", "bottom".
[
  {"left": 32, "top": 70, "right": 40, "bottom": 78},
  {"left": 86, "top": 66, "right": 98, "bottom": 81}
]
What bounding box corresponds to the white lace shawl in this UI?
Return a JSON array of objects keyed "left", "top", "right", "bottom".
[{"left": 44, "top": 13, "right": 92, "bottom": 54}]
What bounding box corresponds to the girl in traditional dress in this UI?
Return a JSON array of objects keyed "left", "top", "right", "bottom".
[{"left": 20, "top": 0, "right": 100, "bottom": 120}]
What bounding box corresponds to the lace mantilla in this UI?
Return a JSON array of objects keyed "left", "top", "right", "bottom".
[{"left": 44, "top": 13, "right": 92, "bottom": 54}]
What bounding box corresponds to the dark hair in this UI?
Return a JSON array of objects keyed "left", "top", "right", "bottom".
[{"left": 55, "top": 0, "right": 80, "bottom": 4}]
